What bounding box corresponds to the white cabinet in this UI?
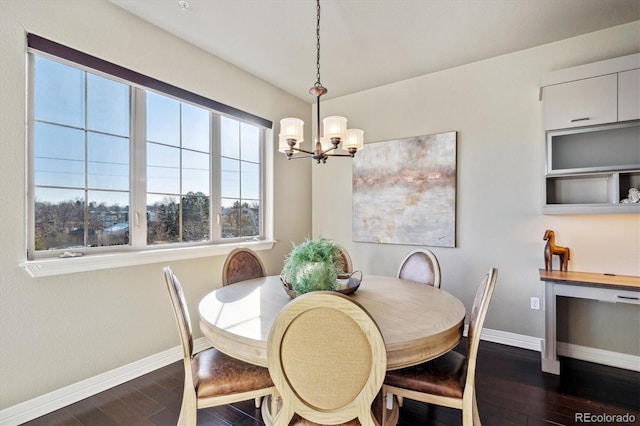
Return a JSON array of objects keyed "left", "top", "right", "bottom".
[
  {"left": 541, "top": 54, "right": 640, "bottom": 215},
  {"left": 542, "top": 74, "right": 617, "bottom": 131},
  {"left": 619, "top": 68, "right": 640, "bottom": 122}
]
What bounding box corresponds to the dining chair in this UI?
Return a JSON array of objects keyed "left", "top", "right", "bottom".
[
  {"left": 163, "top": 266, "right": 275, "bottom": 426},
  {"left": 222, "top": 247, "right": 266, "bottom": 285},
  {"left": 396, "top": 248, "right": 442, "bottom": 288},
  {"left": 382, "top": 267, "right": 498, "bottom": 426},
  {"left": 335, "top": 243, "right": 354, "bottom": 273},
  {"left": 267, "top": 291, "right": 386, "bottom": 426}
]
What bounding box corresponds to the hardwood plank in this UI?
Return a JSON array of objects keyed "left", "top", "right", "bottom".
[
  {"left": 64, "top": 398, "right": 118, "bottom": 426},
  {"left": 115, "top": 383, "right": 165, "bottom": 417},
  {"left": 92, "top": 396, "right": 155, "bottom": 426},
  {"left": 22, "top": 407, "right": 84, "bottom": 426}
]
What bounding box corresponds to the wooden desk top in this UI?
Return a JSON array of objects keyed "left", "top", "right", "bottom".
[
  {"left": 539, "top": 269, "right": 640, "bottom": 290},
  {"left": 199, "top": 275, "right": 466, "bottom": 371}
]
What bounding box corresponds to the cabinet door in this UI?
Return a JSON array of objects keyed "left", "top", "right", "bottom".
[
  {"left": 543, "top": 74, "right": 617, "bottom": 130},
  {"left": 618, "top": 69, "right": 640, "bottom": 122}
]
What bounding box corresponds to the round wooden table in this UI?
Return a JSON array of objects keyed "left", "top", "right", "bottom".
[
  {"left": 199, "top": 274, "right": 465, "bottom": 368},
  {"left": 199, "top": 275, "right": 465, "bottom": 425}
]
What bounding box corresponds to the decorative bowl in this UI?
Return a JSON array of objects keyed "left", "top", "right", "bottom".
[{"left": 281, "top": 270, "right": 362, "bottom": 299}]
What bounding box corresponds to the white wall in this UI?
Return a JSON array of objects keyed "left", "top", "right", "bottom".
[
  {"left": 0, "top": 0, "right": 312, "bottom": 409},
  {"left": 313, "top": 22, "right": 640, "bottom": 352}
]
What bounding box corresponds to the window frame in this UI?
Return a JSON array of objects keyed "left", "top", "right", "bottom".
[{"left": 21, "top": 34, "right": 275, "bottom": 277}]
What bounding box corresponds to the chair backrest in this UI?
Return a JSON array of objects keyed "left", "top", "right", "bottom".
[
  {"left": 335, "top": 243, "right": 353, "bottom": 273},
  {"left": 222, "top": 248, "right": 266, "bottom": 285},
  {"left": 267, "top": 292, "right": 386, "bottom": 425},
  {"left": 397, "top": 249, "right": 442, "bottom": 288},
  {"left": 465, "top": 268, "right": 498, "bottom": 386},
  {"left": 163, "top": 266, "right": 194, "bottom": 360}
]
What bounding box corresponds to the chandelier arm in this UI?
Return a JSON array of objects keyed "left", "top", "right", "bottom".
[
  {"left": 289, "top": 146, "right": 315, "bottom": 155},
  {"left": 288, "top": 155, "right": 314, "bottom": 160},
  {"left": 320, "top": 145, "right": 338, "bottom": 155},
  {"left": 324, "top": 153, "right": 356, "bottom": 158}
]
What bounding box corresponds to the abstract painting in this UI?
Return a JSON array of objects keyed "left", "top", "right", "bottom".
[{"left": 352, "top": 131, "right": 457, "bottom": 247}]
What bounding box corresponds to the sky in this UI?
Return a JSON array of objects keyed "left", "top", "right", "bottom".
[{"left": 33, "top": 55, "right": 260, "bottom": 208}]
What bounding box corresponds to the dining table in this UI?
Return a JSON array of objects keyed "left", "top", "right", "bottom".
[{"left": 198, "top": 274, "right": 466, "bottom": 425}]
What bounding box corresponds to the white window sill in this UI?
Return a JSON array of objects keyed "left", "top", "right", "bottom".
[{"left": 20, "top": 240, "right": 277, "bottom": 278}]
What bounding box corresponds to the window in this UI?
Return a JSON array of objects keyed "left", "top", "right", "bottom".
[
  {"left": 145, "top": 92, "right": 212, "bottom": 245},
  {"left": 220, "top": 117, "right": 262, "bottom": 238},
  {"left": 33, "top": 56, "right": 132, "bottom": 252},
  {"left": 27, "top": 35, "right": 272, "bottom": 264}
]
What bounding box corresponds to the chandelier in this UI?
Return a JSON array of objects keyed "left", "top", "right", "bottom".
[{"left": 279, "top": 0, "right": 364, "bottom": 164}]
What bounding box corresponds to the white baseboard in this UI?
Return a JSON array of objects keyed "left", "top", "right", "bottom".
[
  {"left": 465, "top": 326, "right": 640, "bottom": 372},
  {"left": 462, "top": 325, "right": 543, "bottom": 351},
  {"left": 479, "top": 327, "right": 543, "bottom": 352},
  {"left": 2, "top": 331, "right": 639, "bottom": 425},
  {"left": 0, "top": 338, "right": 211, "bottom": 426},
  {"left": 557, "top": 342, "right": 640, "bottom": 372}
]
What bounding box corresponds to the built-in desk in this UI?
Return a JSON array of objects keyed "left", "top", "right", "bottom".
[{"left": 539, "top": 269, "right": 640, "bottom": 374}]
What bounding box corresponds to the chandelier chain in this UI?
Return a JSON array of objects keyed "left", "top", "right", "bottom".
[{"left": 315, "top": 0, "right": 321, "bottom": 87}]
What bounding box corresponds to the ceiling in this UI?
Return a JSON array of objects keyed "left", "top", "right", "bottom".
[{"left": 110, "top": 0, "right": 639, "bottom": 102}]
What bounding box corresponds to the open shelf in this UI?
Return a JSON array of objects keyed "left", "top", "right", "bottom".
[{"left": 543, "top": 122, "right": 640, "bottom": 214}]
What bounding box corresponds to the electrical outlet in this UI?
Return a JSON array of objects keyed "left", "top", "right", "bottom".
[{"left": 530, "top": 297, "right": 540, "bottom": 310}]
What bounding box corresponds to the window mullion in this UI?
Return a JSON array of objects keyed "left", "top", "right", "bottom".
[
  {"left": 259, "top": 128, "right": 266, "bottom": 238},
  {"left": 130, "top": 88, "right": 147, "bottom": 247},
  {"left": 239, "top": 124, "right": 244, "bottom": 237},
  {"left": 211, "top": 114, "right": 222, "bottom": 241},
  {"left": 26, "top": 53, "right": 36, "bottom": 259},
  {"left": 83, "top": 71, "right": 89, "bottom": 247}
]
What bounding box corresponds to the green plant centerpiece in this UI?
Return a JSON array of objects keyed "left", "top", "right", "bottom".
[{"left": 281, "top": 236, "right": 344, "bottom": 295}]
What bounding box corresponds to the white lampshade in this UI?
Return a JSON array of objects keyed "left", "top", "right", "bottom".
[
  {"left": 343, "top": 128, "right": 364, "bottom": 151},
  {"left": 278, "top": 134, "right": 291, "bottom": 153},
  {"left": 317, "top": 137, "right": 331, "bottom": 151},
  {"left": 280, "top": 118, "right": 304, "bottom": 143},
  {"left": 323, "top": 116, "right": 347, "bottom": 139}
]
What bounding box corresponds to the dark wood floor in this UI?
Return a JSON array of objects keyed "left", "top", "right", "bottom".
[{"left": 23, "top": 340, "right": 640, "bottom": 425}]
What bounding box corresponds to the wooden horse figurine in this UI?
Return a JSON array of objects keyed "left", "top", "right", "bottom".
[{"left": 543, "top": 229, "right": 570, "bottom": 272}]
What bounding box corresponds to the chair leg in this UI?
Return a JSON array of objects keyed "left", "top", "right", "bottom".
[
  {"left": 271, "top": 389, "right": 281, "bottom": 421},
  {"left": 473, "top": 393, "right": 481, "bottom": 426},
  {"left": 462, "top": 389, "right": 475, "bottom": 426},
  {"left": 177, "top": 385, "right": 197, "bottom": 426},
  {"left": 254, "top": 396, "right": 262, "bottom": 409},
  {"left": 381, "top": 388, "right": 387, "bottom": 426}
]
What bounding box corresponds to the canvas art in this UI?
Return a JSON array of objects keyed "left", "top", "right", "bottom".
[{"left": 352, "top": 131, "right": 457, "bottom": 247}]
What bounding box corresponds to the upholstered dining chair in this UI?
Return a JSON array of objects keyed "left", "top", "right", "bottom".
[
  {"left": 163, "top": 266, "right": 274, "bottom": 426},
  {"left": 382, "top": 267, "right": 498, "bottom": 426},
  {"left": 397, "top": 248, "right": 442, "bottom": 288},
  {"left": 267, "top": 291, "right": 386, "bottom": 426},
  {"left": 222, "top": 247, "right": 266, "bottom": 285},
  {"left": 335, "top": 243, "right": 353, "bottom": 273}
]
